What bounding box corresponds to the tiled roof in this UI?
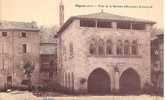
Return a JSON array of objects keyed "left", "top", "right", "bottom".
[
  {"left": 57, "top": 12, "right": 156, "bottom": 34},
  {"left": 0, "top": 20, "right": 39, "bottom": 31}
]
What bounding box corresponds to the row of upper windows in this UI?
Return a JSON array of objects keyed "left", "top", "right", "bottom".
[
  {"left": 89, "top": 39, "right": 138, "bottom": 56},
  {"left": 62, "top": 39, "right": 138, "bottom": 61},
  {"left": 0, "top": 32, "right": 27, "bottom": 37},
  {"left": 80, "top": 20, "right": 146, "bottom": 30}
]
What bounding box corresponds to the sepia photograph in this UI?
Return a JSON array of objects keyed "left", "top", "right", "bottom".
[{"left": 0, "top": 0, "right": 163, "bottom": 99}]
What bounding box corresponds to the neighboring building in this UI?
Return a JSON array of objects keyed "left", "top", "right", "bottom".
[
  {"left": 39, "top": 26, "right": 58, "bottom": 89},
  {"left": 151, "top": 33, "right": 164, "bottom": 92},
  {"left": 0, "top": 21, "right": 40, "bottom": 90},
  {"left": 57, "top": 12, "right": 155, "bottom": 94}
]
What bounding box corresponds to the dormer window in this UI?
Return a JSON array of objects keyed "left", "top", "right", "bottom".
[{"left": 21, "top": 32, "right": 27, "bottom": 38}]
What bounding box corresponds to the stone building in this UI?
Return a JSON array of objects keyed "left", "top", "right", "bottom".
[
  {"left": 57, "top": 12, "right": 155, "bottom": 94},
  {"left": 0, "top": 21, "right": 40, "bottom": 90},
  {"left": 151, "top": 33, "right": 163, "bottom": 93},
  {"left": 39, "top": 26, "right": 58, "bottom": 89}
]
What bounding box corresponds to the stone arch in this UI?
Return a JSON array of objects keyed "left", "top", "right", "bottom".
[
  {"left": 87, "top": 68, "right": 111, "bottom": 94},
  {"left": 119, "top": 68, "right": 141, "bottom": 94},
  {"left": 86, "top": 35, "right": 99, "bottom": 55},
  {"left": 86, "top": 34, "right": 100, "bottom": 44}
]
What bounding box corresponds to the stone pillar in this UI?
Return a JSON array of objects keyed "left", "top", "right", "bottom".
[
  {"left": 71, "top": 72, "right": 74, "bottom": 93},
  {"left": 63, "top": 72, "right": 66, "bottom": 88},
  {"left": 113, "top": 66, "right": 120, "bottom": 93},
  {"left": 114, "top": 71, "right": 120, "bottom": 92},
  {"left": 145, "top": 24, "right": 151, "bottom": 31},
  {"left": 112, "top": 71, "right": 120, "bottom": 93},
  {"left": 68, "top": 72, "right": 70, "bottom": 90},
  {"left": 112, "top": 22, "right": 117, "bottom": 29}
]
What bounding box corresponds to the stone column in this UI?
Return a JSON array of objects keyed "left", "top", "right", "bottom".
[
  {"left": 114, "top": 71, "right": 120, "bottom": 92},
  {"left": 113, "top": 66, "right": 120, "bottom": 93},
  {"left": 112, "top": 22, "right": 117, "bottom": 29},
  {"left": 145, "top": 24, "right": 151, "bottom": 31},
  {"left": 71, "top": 72, "right": 74, "bottom": 93}
]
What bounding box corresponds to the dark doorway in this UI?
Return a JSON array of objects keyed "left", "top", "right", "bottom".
[
  {"left": 88, "top": 68, "right": 111, "bottom": 94},
  {"left": 7, "top": 76, "right": 12, "bottom": 89},
  {"left": 119, "top": 68, "right": 141, "bottom": 94}
]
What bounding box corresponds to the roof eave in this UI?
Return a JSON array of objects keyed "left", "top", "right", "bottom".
[
  {"left": 57, "top": 16, "right": 156, "bottom": 36},
  {"left": 57, "top": 17, "right": 74, "bottom": 36}
]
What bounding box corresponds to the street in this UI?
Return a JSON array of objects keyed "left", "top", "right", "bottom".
[{"left": 0, "top": 91, "right": 163, "bottom": 100}]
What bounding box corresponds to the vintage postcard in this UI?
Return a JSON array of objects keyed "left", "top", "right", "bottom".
[{"left": 0, "top": 0, "right": 163, "bottom": 100}]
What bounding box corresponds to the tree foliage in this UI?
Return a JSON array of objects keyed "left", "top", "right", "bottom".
[{"left": 23, "top": 61, "right": 34, "bottom": 77}]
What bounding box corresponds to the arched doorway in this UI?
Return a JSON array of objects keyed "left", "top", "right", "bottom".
[
  {"left": 119, "top": 68, "right": 141, "bottom": 94},
  {"left": 88, "top": 68, "right": 111, "bottom": 94}
]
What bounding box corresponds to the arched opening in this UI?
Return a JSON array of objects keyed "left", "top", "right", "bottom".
[
  {"left": 119, "top": 68, "right": 141, "bottom": 94},
  {"left": 106, "top": 39, "right": 113, "bottom": 55},
  {"left": 89, "top": 38, "right": 97, "bottom": 55},
  {"left": 131, "top": 40, "right": 138, "bottom": 55},
  {"left": 116, "top": 40, "right": 123, "bottom": 55},
  {"left": 88, "top": 68, "right": 111, "bottom": 94},
  {"left": 98, "top": 39, "right": 105, "bottom": 56},
  {"left": 124, "top": 40, "right": 130, "bottom": 55}
]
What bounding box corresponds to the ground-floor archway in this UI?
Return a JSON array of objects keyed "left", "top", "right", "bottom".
[
  {"left": 88, "top": 68, "right": 111, "bottom": 94},
  {"left": 119, "top": 68, "right": 141, "bottom": 94}
]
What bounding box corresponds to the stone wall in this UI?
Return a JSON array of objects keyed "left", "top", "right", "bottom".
[
  {"left": 0, "top": 30, "right": 40, "bottom": 90},
  {"left": 58, "top": 19, "right": 152, "bottom": 93}
]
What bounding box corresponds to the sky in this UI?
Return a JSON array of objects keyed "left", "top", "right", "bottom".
[{"left": 0, "top": 0, "right": 163, "bottom": 28}]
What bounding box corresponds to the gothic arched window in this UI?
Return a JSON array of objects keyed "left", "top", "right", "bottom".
[
  {"left": 124, "top": 40, "right": 130, "bottom": 55},
  {"left": 106, "top": 39, "right": 113, "bottom": 55},
  {"left": 98, "top": 39, "right": 105, "bottom": 55},
  {"left": 69, "top": 42, "right": 73, "bottom": 57},
  {"left": 63, "top": 45, "right": 67, "bottom": 60},
  {"left": 116, "top": 40, "right": 123, "bottom": 55},
  {"left": 89, "top": 39, "right": 97, "bottom": 55},
  {"left": 132, "top": 40, "right": 138, "bottom": 55}
]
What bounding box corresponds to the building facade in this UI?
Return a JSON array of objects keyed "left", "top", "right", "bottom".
[
  {"left": 39, "top": 27, "right": 58, "bottom": 89},
  {"left": 57, "top": 12, "right": 155, "bottom": 94},
  {"left": 0, "top": 21, "right": 40, "bottom": 90},
  {"left": 151, "top": 33, "right": 163, "bottom": 93}
]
